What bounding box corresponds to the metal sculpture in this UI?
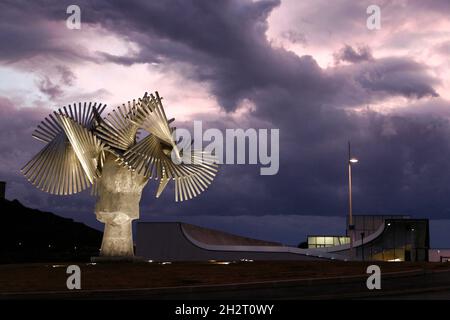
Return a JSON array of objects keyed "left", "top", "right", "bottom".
[{"left": 22, "top": 92, "right": 218, "bottom": 258}]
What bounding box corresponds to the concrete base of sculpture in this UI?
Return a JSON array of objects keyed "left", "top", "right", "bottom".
[
  {"left": 97, "top": 213, "right": 135, "bottom": 256},
  {"left": 94, "top": 153, "right": 148, "bottom": 259},
  {"left": 91, "top": 256, "right": 145, "bottom": 263}
]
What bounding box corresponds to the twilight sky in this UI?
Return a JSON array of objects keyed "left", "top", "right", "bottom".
[{"left": 1, "top": 0, "right": 450, "bottom": 245}]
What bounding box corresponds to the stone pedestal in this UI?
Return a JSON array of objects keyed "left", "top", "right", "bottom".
[
  {"left": 95, "top": 153, "right": 148, "bottom": 258},
  {"left": 97, "top": 212, "right": 134, "bottom": 256}
]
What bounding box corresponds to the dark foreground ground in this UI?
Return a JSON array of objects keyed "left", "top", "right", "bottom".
[{"left": 1, "top": 261, "right": 450, "bottom": 299}]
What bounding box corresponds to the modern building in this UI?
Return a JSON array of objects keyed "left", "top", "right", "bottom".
[
  {"left": 136, "top": 222, "right": 348, "bottom": 262},
  {"left": 312, "top": 215, "right": 430, "bottom": 262},
  {"left": 136, "top": 215, "right": 433, "bottom": 262}
]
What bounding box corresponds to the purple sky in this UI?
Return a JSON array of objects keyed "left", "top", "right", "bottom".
[{"left": 1, "top": 1, "right": 450, "bottom": 245}]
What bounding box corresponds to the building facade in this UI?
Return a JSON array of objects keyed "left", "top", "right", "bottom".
[{"left": 313, "top": 215, "right": 430, "bottom": 262}]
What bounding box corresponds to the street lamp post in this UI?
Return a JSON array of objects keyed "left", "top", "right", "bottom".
[{"left": 348, "top": 141, "right": 358, "bottom": 260}]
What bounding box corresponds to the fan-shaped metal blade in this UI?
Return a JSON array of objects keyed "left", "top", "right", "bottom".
[
  {"left": 172, "top": 151, "right": 218, "bottom": 202},
  {"left": 131, "top": 92, "right": 175, "bottom": 147},
  {"left": 123, "top": 135, "right": 218, "bottom": 201},
  {"left": 57, "top": 114, "right": 106, "bottom": 184},
  {"left": 156, "top": 177, "right": 170, "bottom": 198},
  {"left": 32, "top": 102, "right": 106, "bottom": 143},
  {"left": 22, "top": 103, "right": 107, "bottom": 195},
  {"left": 21, "top": 133, "right": 92, "bottom": 195},
  {"left": 95, "top": 100, "right": 141, "bottom": 151}
]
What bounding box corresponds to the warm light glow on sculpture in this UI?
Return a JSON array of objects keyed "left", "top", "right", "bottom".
[{"left": 21, "top": 92, "right": 218, "bottom": 258}]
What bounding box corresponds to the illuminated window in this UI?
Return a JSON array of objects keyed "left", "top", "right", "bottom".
[{"left": 307, "top": 236, "right": 350, "bottom": 249}]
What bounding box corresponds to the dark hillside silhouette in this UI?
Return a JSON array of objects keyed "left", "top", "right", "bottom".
[{"left": 0, "top": 198, "right": 102, "bottom": 263}]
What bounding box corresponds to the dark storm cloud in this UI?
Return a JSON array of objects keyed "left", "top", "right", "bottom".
[
  {"left": 35, "top": 66, "right": 76, "bottom": 98},
  {"left": 352, "top": 58, "right": 439, "bottom": 99},
  {"left": 408, "top": 0, "right": 450, "bottom": 11},
  {"left": 281, "top": 30, "right": 307, "bottom": 45},
  {"left": 0, "top": 0, "right": 55, "bottom": 63},
  {"left": 36, "top": 76, "right": 63, "bottom": 99},
  {"left": 0, "top": 97, "right": 46, "bottom": 167},
  {"left": 56, "top": 65, "right": 76, "bottom": 86},
  {"left": 2, "top": 0, "right": 450, "bottom": 224},
  {"left": 0, "top": 22, "right": 52, "bottom": 62},
  {"left": 0, "top": 1, "right": 439, "bottom": 109},
  {"left": 0, "top": 1, "right": 107, "bottom": 64},
  {"left": 330, "top": 57, "right": 439, "bottom": 108},
  {"left": 70, "top": 0, "right": 438, "bottom": 112},
  {"left": 334, "top": 45, "right": 373, "bottom": 64},
  {"left": 0, "top": 97, "right": 57, "bottom": 206}
]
